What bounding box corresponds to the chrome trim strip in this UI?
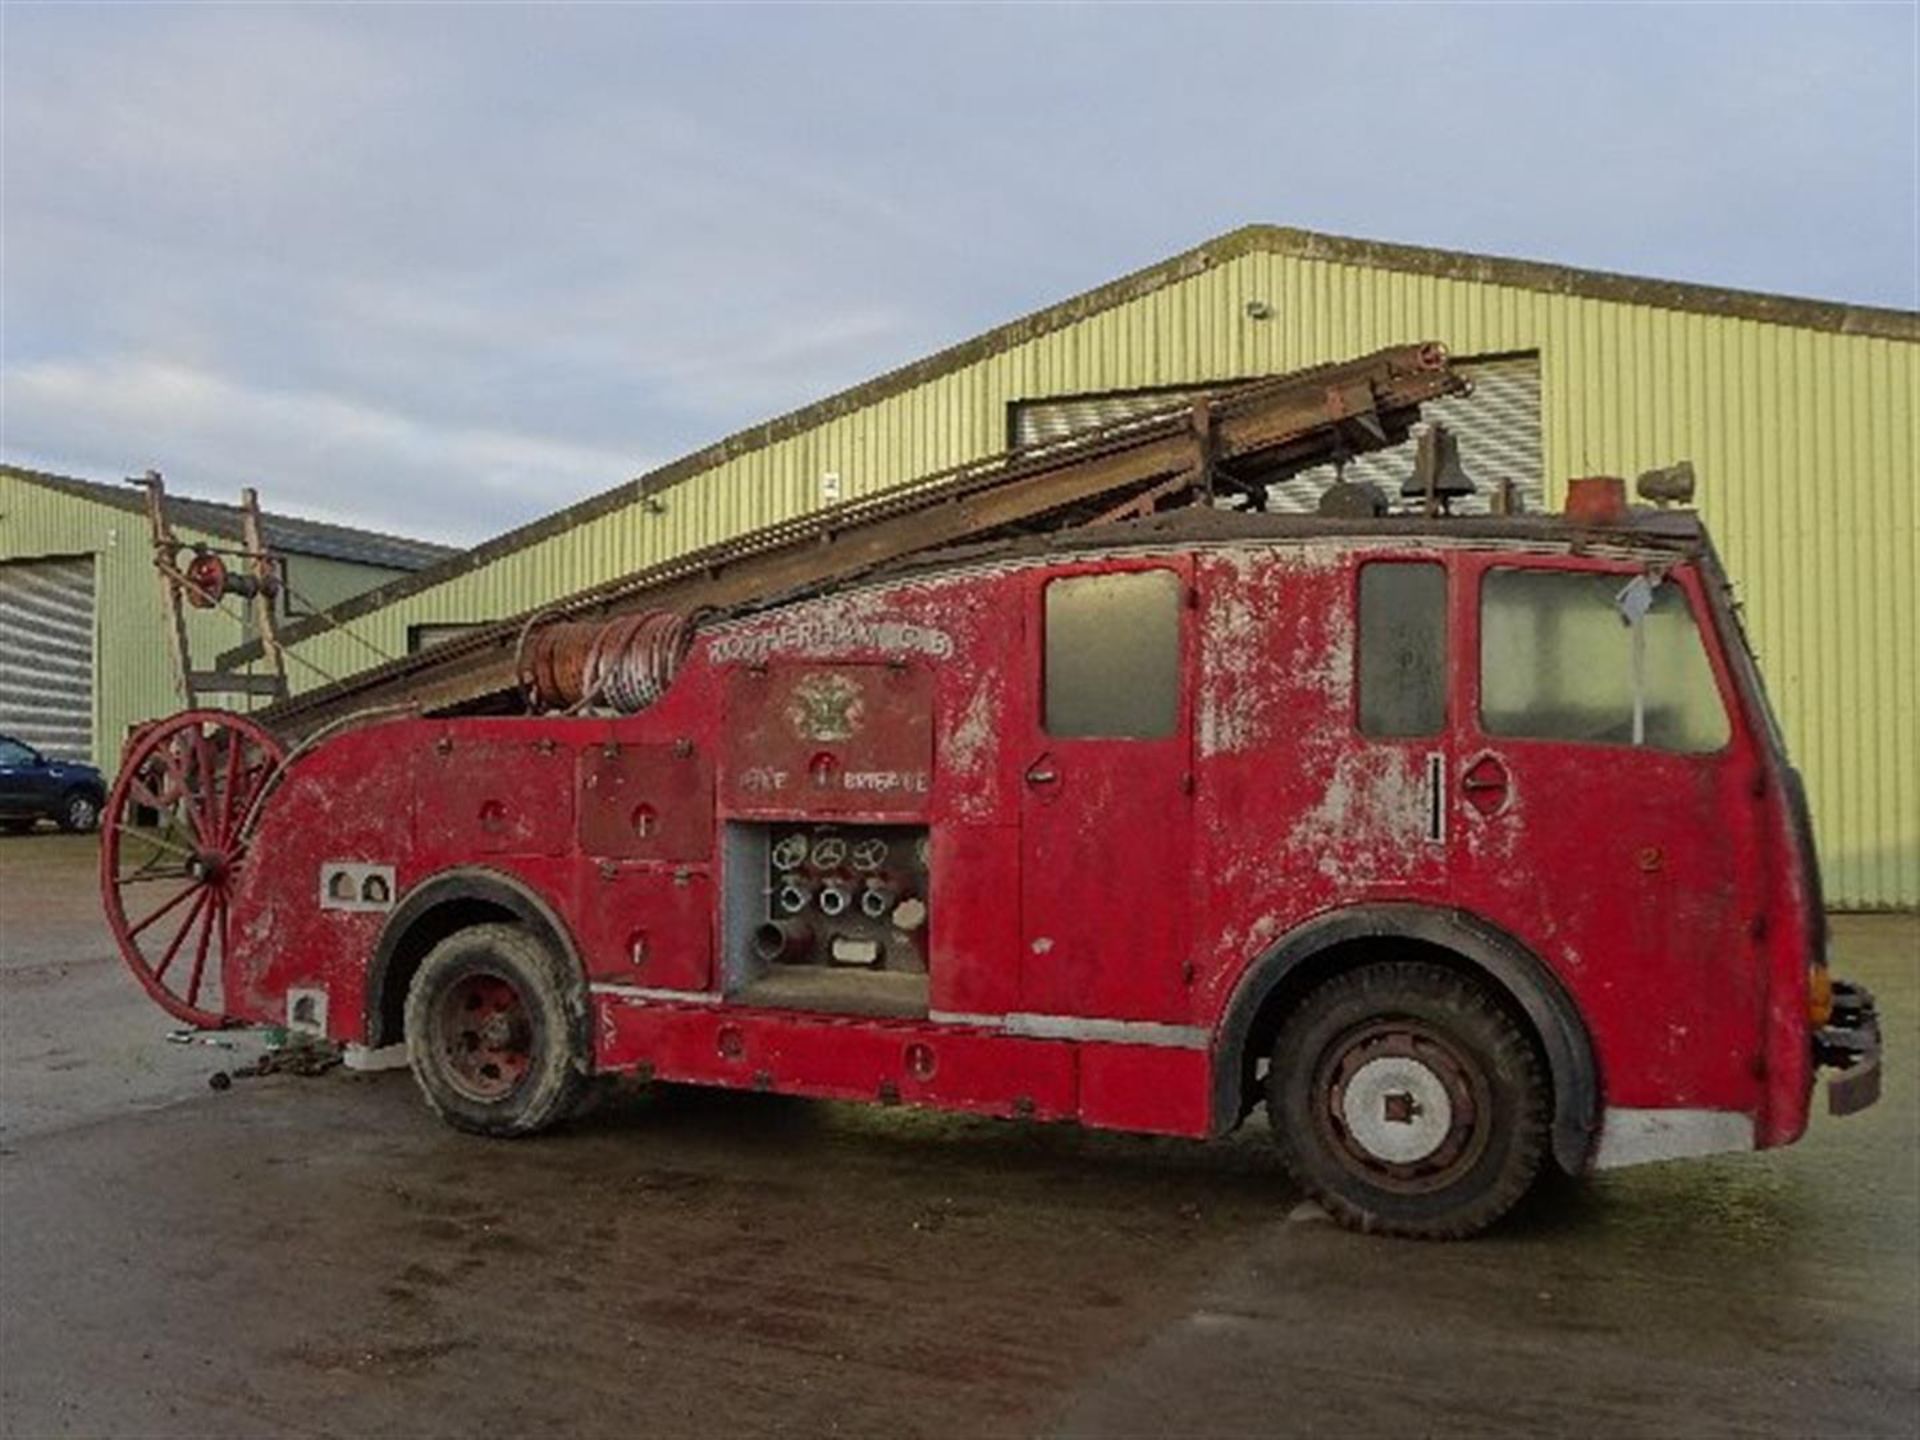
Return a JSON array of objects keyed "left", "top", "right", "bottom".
[
  {"left": 590, "top": 983, "right": 723, "bottom": 1006},
  {"left": 1004, "top": 1013, "right": 1210, "bottom": 1049},
  {"left": 1591, "top": 1107, "right": 1755, "bottom": 1169},
  {"left": 927, "top": 1010, "right": 1005, "bottom": 1029},
  {"left": 932, "top": 1009, "right": 1209, "bottom": 1050},
  {"left": 591, "top": 991, "right": 1209, "bottom": 1047}
]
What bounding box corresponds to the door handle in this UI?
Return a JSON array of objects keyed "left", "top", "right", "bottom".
[
  {"left": 1461, "top": 755, "right": 1510, "bottom": 817},
  {"left": 1024, "top": 758, "right": 1059, "bottom": 788}
]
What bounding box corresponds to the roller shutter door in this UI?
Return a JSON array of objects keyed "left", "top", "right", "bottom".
[
  {"left": 1010, "top": 354, "right": 1543, "bottom": 516},
  {"left": 0, "top": 556, "right": 96, "bottom": 761}
]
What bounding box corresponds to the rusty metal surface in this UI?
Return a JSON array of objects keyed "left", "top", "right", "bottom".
[{"left": 253, "top": 344, "right": 1466, "bottom": 737}]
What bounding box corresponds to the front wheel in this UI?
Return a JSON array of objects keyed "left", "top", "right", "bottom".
[
  {"left": 404, "top": 923, "right": 589, "bottom": 1137},
  {"left": 1267, "top": 961, "right": 1550, "bottom": 1240}
]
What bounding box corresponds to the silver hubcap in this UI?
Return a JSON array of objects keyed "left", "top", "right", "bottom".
[{"left": 1339, "top": 1055, "right": 1455, "bottom": 1165}]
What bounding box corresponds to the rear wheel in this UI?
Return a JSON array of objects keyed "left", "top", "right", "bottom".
[
  {"left": 1267, "top": 961, "right": 1549, "bottom": 1239},
  {"left": 404, "top": 923, "right": 589, "bottom": 1137}
]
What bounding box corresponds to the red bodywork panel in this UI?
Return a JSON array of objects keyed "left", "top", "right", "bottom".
[{"left": 224, "top": 535, "right": 1818, "bottom": 1158}]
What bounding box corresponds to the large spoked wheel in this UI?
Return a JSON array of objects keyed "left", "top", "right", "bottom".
[
  {"left": 100, "top": 710, "right": 286, "bottom": 1029},
  {"left": 404, "top": 923, "right": 588, "bottom": 1137},
  {"left": 1268, "top": 962, "right": 1550, "bottom": 1240}
]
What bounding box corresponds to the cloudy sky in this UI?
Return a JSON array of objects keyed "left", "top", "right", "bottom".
[{"left": 4, "top": 2, "right": 1915, "bottom": 546}]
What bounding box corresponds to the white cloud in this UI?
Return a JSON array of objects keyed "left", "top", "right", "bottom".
[
  {"left": 2, "top": 356, "right": 643, "bottom": 545},
  {"left": 0, "top": 1, "right": 1911, "bottom": 558}
]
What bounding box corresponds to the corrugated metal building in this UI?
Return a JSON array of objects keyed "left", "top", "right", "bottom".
[
  {"left": 0, "top": 466, "right": 452, "bottom": 772},
  {"left": 233, "top": 227, "right": 1916, "bottom": 906}
]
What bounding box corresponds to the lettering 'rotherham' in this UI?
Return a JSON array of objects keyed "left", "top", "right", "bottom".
[{"left": 708, "top": 616, "right": 955, "bottom": 666}]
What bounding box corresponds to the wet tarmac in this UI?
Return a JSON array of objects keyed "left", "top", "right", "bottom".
[{"left": 2, "top": 832, "right": 1915, "bottom": 1437}]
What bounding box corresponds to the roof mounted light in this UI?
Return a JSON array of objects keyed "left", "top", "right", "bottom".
[{"left": 1636, "top": 461, "right": 1697, "bottom": 508}]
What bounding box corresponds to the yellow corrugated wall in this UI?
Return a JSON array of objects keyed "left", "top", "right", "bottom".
[{"left": 273, "top": 252, "right": 1919, "bottom": 907}]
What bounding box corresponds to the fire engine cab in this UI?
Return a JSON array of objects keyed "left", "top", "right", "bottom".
[{"left": 101, "top": 352, "right": 1881, "bottom": 1238}]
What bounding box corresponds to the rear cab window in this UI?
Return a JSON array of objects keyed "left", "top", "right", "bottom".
[
  {"left": 1043, "top": 568, "right": 1182, "bottom": 739},
  {"left": 1357, "top": 560, "right": 1448, "bottom": 738}
]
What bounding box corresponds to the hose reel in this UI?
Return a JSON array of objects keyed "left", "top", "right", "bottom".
[
  {"left": 517, "top": 610, "right": 699, "bottom": 714},
  {"left": 172, "top": 547, "right": 278, "bottom": 610}
]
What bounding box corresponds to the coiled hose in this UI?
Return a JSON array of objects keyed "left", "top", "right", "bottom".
[{"left": 516, "top": 610, "right": 697, "bottom": 714}]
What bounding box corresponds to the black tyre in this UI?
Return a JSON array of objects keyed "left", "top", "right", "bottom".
[
  {"left": 1267, "top": 961, "right": 1549, "bottom": 1240},
  {"left": 0, "top": 818, "right": 34, "bottom": 835},
  {"left": 58, "top": 791, "right": 100, "bottom": 833},
  {"left": 404, "top": 923, "right": 590, "bottom": 1137}
]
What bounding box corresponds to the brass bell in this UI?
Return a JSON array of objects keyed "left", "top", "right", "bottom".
[{"left": 1400, "top": 423, "right": 1476, "bottom": 513}]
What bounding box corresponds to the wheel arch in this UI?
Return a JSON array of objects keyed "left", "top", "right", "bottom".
[
  {"left": 366, "top": 867, "right": 590, "bottom": 1055},
  {"left": 1212, "top": 904, "right": 1600, "bottom": 1174}
]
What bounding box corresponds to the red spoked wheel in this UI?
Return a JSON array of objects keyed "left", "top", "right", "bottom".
[{"left": 100, "top": 710, "right": 287, "bottom": 1028}]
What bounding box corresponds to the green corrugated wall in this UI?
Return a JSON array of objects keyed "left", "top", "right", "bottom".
[
  {"left": 2, "top": 471, "right": 264, "bottom": 769},
  {"left": 251, "top": 251, "right": 1920, "bottom": 907},
  {"left": 0, "top": 471, "right": 413, "bottom": 774}
]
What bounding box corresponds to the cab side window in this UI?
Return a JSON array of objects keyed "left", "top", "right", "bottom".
[
  {"left": 1358, "top": 562, "right": 1448, "bottom": 737},
  {"left": 1480, "top": 568, "right": 1730, "bottom": 752},
  {"left": 1044, "top": 569, "right": 1180, "bottom": 738}
]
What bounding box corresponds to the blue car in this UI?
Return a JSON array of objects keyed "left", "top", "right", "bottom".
[{"left": 0, "top": 734, "right": 106, "bottom": 833}]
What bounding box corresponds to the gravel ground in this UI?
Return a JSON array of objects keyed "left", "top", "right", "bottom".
[{"left": 3, "top": 831, "right": 1914, "bottom": 1437}]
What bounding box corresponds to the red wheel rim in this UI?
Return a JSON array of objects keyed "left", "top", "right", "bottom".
[
  {"left": 99, "top": 710, "right": 286, "bottom": 1029},
  {"left": 434, "top": 973, "right": 534, "bottom": 1101}
]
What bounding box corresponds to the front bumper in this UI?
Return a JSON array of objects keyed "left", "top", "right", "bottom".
[{"left": 1813, "top": 979, "right": 1881, "bottom": 1117}]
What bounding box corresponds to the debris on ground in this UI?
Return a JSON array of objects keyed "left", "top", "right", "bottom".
[{"left": 208, "top": 1036, "right": 343, "bottom": 1091}]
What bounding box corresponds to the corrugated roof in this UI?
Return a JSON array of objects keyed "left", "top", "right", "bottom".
[
  {"left": 200, "top": 221, "right": 1920, "bottom": 663},
  {"left": 1, "top": 466, "right": 455, "bottom": 571}
]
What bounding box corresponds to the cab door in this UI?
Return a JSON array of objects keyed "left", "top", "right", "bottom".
[
  {"left": 1017, "top": 559, "right": 1194, "bottom": 1021},
  {"left": 1451, "top": 554, "right": 1760, "bottom": 1108}
]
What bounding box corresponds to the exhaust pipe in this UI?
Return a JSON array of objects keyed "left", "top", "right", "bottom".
[{"left": 753, "top": 919, "right": 813, "bottom": 964}]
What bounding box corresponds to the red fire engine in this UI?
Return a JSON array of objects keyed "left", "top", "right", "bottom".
[{"left": 99, "top": 347, "right": 1880, "bottom": 1237}]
